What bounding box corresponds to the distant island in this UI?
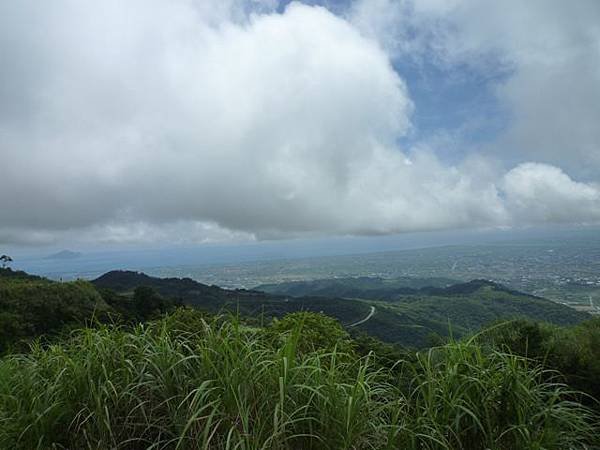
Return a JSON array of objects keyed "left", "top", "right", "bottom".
[{"left": 44, "top": 250, "right": 82, "bottom": 260}]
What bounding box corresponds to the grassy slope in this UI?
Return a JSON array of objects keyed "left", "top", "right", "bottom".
[{"left": 0, "top": 311, "right": 596, "bottom": 449}]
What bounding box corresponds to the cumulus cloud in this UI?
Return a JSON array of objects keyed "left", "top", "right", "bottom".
[
  {"left": 448, "top": 1, "right": 600, "bottom": 178},
  {"left": 0, "top": 0, "right": 599, "bottom": 246},
  {"left": 350, "top": 0, "right": 600, "bottom": 177},
  {"left": 504, "top": 163, "right": 600, "bottom": 224}
]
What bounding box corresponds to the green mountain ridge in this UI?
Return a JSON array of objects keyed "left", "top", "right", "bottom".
[
  {"left": 93, "top": 270, "right": 371, "bottom": 326},
  {"left": 255, "top": 276, "right": 589, "bottom": 346},
  {"left": 94, "top": 271, "right": 588, "bottom": 347},
  {"left": 257, "top": 277, "right": 538, "bottom": 300},
  {"left": 0, "top": 268, "right": 590, "bottom": 350}
]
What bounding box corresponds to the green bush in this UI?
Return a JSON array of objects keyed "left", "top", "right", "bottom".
[
  {"left": 479, "top": 318, "right": 600, "bottom": 407},
  {"left": 0, "top": 277, "right": 110, "bottom": 353},
  {"left": 266, "top": 311, "right": 355, "bottom": 355},
  {"left": 0, "top": 273, "right": 184, "bottom": 353}
]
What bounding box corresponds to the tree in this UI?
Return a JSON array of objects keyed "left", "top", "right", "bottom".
[
  {"left": 0, "top": 255, "right": 13, "bottom": 269},
  {"left": 133, "top": 286, "right": 166, "bottom": 318},
  {"left": 268, "top": 311, "right": 354, "bottom": 354}
]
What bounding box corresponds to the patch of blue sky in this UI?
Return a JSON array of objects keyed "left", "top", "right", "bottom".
[{"left": 396, "top": 58, "right": 513, "bottom": 161}]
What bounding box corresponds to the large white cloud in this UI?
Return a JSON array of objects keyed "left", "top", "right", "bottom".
[
  {"left": 504, "top": 163, "right": 600, "bottom": 224},
  {"left": 0, "top": 0, "right": 599, "bottom": 246}
]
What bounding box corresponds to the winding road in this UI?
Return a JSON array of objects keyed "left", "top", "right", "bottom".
[{"left": 348, "top": 306, "right": 376, "bottom": 327}]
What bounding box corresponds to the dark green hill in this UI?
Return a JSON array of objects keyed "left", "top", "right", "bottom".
[
  {"left": 257, "top": 276, "right": 458, "bottom": 298},
  {"left": 0, "top": 268, "right": 183, "bottom": 352},
  {"left": 0, "top": 267, "right": 43, "bottom": 281},
  {"left": 93, "top": 270, "right": 371, "bottom": 326},
  {"left": 256, "top": 277, "right": 530, "bottom": 300}
]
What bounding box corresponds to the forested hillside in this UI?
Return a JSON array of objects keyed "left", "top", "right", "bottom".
[
  {"left": 2, "top": 269, "right": 590, "bottom": 352},
  {"left": 257, "top": 276, "right": 459, "bottom": 297},
  {"left": 0, "top": 268, "right": 174, "bottom": 353},
  {"left": 0, "top": 269, "right": 109, "bottom": 353},
  {"left": 257, "top": 277, "right": 589, "bottom": 346},
  {"left": 93, "top": 270, "right": 372, "bottom": 326}
]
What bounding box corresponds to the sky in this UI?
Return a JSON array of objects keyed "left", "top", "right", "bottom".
[{"left": 1, "top": 0, "right": 599, "bottom": 252}]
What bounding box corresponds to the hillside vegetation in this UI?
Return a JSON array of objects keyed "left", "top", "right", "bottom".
[
  {"left": 479, "top": 317, "right": 600, "bottom": 407},
  {"left": 93, "top": 270, "right": 372, "bottom": 326},
  {"left": 0, "top": 269, "right": 109, "bottom": 353},
  {"left": 0, "top": 269, "right": 176, "bottom": 353},
  {"left": 1, "top": 268, "right": 599, "bottom": 448},
  {"left": 0, "top": 310, "right": 597, "bottom": 449},
  {"left": 1, "top": 269, "right": 590, "bottom": 352},
  {"left": 257, "top": 277, "right": 589, "bottom": 347},
  {"left": 257, "top": 276, "right": 459, "bottom": 297}
]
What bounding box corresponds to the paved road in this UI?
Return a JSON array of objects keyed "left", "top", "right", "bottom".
[{"left": 348, "top": 306, "right": 376, "bottom": 327}]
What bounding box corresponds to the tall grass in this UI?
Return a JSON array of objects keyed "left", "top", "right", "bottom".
[{"left": 0, "top": 310, "right": 596, "bottom": 449}]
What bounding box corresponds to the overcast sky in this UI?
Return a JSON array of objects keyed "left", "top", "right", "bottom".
[{"left": 1, "top": 0, "right": 599, "bottom": 249}]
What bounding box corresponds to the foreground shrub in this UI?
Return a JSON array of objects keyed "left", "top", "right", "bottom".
[
  {"left": 266, "top": 311, "right": 355, "bottom": 355},
  {"left": 479, "top": 318, "right": 600, "bottom": 406},
  {"left": 0, "top": 311, "right": 596, "bottom": 449},
  {"left": 399, "top": 342, "right": 597, "bottom": 449}
]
